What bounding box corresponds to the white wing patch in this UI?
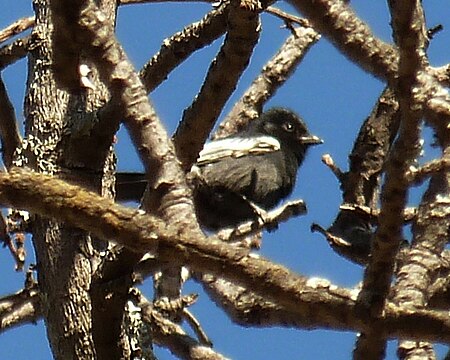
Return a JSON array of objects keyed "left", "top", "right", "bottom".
[{"left": 196, "top": 136, "right": 280, "bottom": 166}]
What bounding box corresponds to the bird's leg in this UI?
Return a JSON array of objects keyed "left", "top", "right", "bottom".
[{"left": 240, "top": 195, "right": 270, "bottom": 228}]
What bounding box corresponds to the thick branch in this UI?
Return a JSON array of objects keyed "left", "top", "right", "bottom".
[
  {"left": 173, "top": 0, "right": 261, "bottom": 168},
  {"left": 139, "top": 1, "right": 229, "bottom": 93},
  {"left": 344, "top": 88, "right": 399, "bottom": 206},
  {"left": 1, "top": 169, "right": 450, "bottom": 342},
  {"left": 0, "top": 169, "right": 354, "bottom": 318},
  {"left": 354, "top": 2, "right": 427, "bottom": 359},
  {"left": 51, "top": 0, "right": 199, "bottom": 238},
  {"left": 315, "top": 88, "right": 400, "bottom": 266},
  {"left": 286, "top": 0, "right": 450, "bottom": 137},
  {"left": 357, "top": 0, "right": 424, "bottom": 315},
  {"left": 287, "top": 0, "right": 398, "bottom": 80},
  {"left": 96, "top": 3, "right": 231, "bottom": 163},
  {"left": 199, "top": 274, "right": 320, "bottom": 328},
  {"left": 393, "top": 120, "right": 450, "bottom": 360}
]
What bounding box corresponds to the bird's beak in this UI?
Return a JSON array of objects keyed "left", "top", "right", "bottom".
[{"left": 299, "top": 135, "right": 323, "bottom": 145}]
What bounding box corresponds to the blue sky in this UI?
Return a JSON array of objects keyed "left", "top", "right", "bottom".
[{"left": 1, "top": 1, "right": 449, "bottom": 359}]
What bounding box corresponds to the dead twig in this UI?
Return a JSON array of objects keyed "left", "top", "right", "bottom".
[
  {"left": 0, "top": 16, "right": 34, "bottom": 44},
  {"left": 217, "top": 199, "right": 307, "bottom": 243}
]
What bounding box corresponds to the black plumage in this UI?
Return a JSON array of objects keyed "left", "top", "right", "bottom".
[
  {"left": 115, "top": 107, "right": 321, "bottom": 230},
  {"left": 191, "top": 107, "right": 322, "bottom": 229}
]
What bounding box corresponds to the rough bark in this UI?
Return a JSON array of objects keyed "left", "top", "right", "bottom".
[{"left": 20, "top": 0, "right": 120, "bottom": 358}]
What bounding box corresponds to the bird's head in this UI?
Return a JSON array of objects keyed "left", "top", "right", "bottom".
[{"left": 255, "top": 107, "right": 322, "bottom": 163}]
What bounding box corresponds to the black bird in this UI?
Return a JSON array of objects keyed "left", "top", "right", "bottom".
[
  {"left": 115, "top": 107, "right": 322, "bottom": 230},
  {"left": 191, "top": 107, "right": 322, "bottom": 229}
]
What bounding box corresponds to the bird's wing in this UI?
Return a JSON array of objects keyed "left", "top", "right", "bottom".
[
  {"left": 193, "top": 151, "right": 285, "bottom": 207},
  {"left": 196, "top": 136, "right": 280, "bottom": 166}
]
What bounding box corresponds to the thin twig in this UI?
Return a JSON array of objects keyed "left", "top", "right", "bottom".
[
  {"left": 138, "top": 291, "right": 228, "bottom": 360},
  {"left": 183, "top": 308, "right": 213, "bottom": 346},
  {"left": 406, "top": 157, "right": 450, "bottom": 184},
  {"left": 0, "top": 16, "right": 34, "bottom": 44},
  {"left": 321, "top": 154, "right": 345, "bottom": 183},
  {"left": 265, "top": 6, "right": 311, "bottom": 28},
  {"left": 217, "top": 199, "right": 307, "bottom": 242},
  {"left": 215, "top": 25, "right": 320, "bottom": 139}
]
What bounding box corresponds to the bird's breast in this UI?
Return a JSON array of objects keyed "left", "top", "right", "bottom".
[{"left": 245, "top": 150, "right": 298, "bottom": 208}]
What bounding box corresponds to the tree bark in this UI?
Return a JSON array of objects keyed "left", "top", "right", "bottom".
[{"left": 21, "top": 0, "right": 120, "bottom": 358}]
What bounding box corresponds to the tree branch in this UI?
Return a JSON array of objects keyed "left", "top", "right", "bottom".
[
  {"left": 356, "top": 0, "right": 425, "bottom": 314},
  {"left": 0, "top": 16, "right": 34, "bottom": 44},
  {"left": 0, "top": 169, "right": 450, "bottom": 342},
  {"left": 314, "top": 88, "right": 400, "bottom": 266},
  {"left": 0, "top": 284, "right": 40, "bottom": 334},
  {"left": 199, "top": 274, "right": 322, "bottom": 328},
  {"left": 407, "top": 158, "right": 450, "bottom": 185},
  {"left": 214, "top": 24, "right": 320, "bottom": 139},
  {"left": 173, "top": 0, "right": 261, "bottom": 168},
  {"left": 265, "top": 6, "right": 311, "bottom": 27},
  {"left": 139, "top": 292, "right": 230, "bottom": 360},
  {"left": 354, "top": 1, "right": 427, "bottom": 358},
  {"left": 287, "top": 0, "right": 398, "bottom": 80},
  {"left": 0, "top": 35, "right": 30, "bottom": 70},
  {"left": 287, "top": 0, "right": 450, "bottom": 132},
  {"left": 139, "top": 1, "right": 229, "bottom": 93}
]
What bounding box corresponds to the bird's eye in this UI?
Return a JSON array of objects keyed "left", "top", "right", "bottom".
[{"left": 283, "top": 121, "right": 294, "bottom": 132}]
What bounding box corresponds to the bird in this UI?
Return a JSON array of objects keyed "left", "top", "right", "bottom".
[
  {"left": 191, "top": 107, "right": 322, "bottom": 230},
  {"left": 115, "top": 107, "right": 322, "bottom": 230}
]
